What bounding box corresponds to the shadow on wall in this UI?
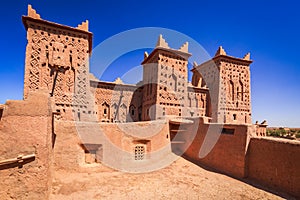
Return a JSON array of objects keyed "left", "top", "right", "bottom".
[
  {"left": 181, "top": 154, "right": 294, "bottom": 199},
  {"left": 127, "top": 85, "right": 143, "bottom": 122},
  {"left": 168, "top": 117, "right": 299, "bottom": 199},
  {"left": 0, "top": 107, "right": 3, "bottom": 121}
]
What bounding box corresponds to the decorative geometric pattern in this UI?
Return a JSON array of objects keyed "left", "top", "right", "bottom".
[{"left": 23, "top": 20, "right": 92, "bottom": 120}]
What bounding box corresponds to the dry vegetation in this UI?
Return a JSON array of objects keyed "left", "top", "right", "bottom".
[{"left": 267, "top": 128, "right": 300, "bottom": 140}]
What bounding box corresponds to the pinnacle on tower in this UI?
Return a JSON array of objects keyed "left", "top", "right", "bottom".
[
  {"left": 114, "top": 77, "right": 124, "bottom": 84},
  {"left": 193, "top": 61, "right": 198, "bottom": 68},
  {"left": 144, "top": 51, "right": 149, "bottom": 59},
  {"left": 178, "top": 42, "right": 189, "bottom": 53},
  {"left": 156, "top": 34, "right": 170, "bottom": 49},
  {"left": 77, "top": 20, "right": 89, "bottom": 32},
  {"left": 27, "top": 5, "right": 40, "bottom": 19},
  {"left": 214, "top": 46, "right": 227, "bottom": 56},
  {"left": 243, "top": 52, "right": 251, "bottom": 61}
]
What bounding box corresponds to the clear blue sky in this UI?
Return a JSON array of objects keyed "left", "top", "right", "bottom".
[{"left": 0, "top": 0, "right": 299, "bottom": 127}]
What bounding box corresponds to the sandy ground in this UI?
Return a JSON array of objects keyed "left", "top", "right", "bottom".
[{"left": 50, "top": 157, "right": 290, "bottom": 200}]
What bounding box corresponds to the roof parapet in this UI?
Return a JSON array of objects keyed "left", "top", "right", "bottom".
[
  {"left": 213, "top": 46, "right": 252, "bottom": 63},
  {"left": 114, "top": 77, "right": 124, "bottom": 84},
  {"left": 27, "top": 4, "right": 40, "bottom": 19},
  {"left": 77, "top": 20, "right": 89, "bottom": 32},
  {"left": 178, "top": 42, "right": 189, "bottom": 53},
  {"left": 156, "top": 34, "right": 170, "bottom": 49},
  {"left": 243, "top": 52, "right": 251, "bottom": 61},
  {"left": 215, "top": 46, "right": 227, "bottom": 56}
]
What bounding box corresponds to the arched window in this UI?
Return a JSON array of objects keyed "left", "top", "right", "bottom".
[
  {"left": 129, "top": 105, "right": 136, "bottom": 116},
  {"left": 101, "top": 102, "right": 110, "bottom": 121}
]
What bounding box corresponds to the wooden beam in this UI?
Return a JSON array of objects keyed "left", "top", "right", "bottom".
[{"left": 0, "top": 154, "right": 35, "bottom": 166}]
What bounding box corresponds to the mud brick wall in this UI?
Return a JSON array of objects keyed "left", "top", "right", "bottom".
[
  {"left": 182, "top": 118, "right": 250, "bottom": 178},
  {"left": 247, "top": 138, "right": 300, "bottom": 197},
  {"left": 53, "top": 120, "right": 170, "bottom": 173},
  {"left": 0, "top": 92, "right": 53, "bottom": 200}
]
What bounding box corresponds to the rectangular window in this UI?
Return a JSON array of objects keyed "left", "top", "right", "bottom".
[
  {"left": 135, "top": 145, "right": 145, "bottom": 160},
  {"left": 222, "top": 128, "right": 235, "bottom": 135}
]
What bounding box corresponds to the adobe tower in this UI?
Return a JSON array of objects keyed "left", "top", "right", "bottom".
[
  {"left": 141, "top": 35, "right": 191, "bottom": 120},
  {"left": 22, "top": 5, "right": 94, "bottom": 121},
  {"left": 192, "top": 46, "right": 252, "bottom": 124}
]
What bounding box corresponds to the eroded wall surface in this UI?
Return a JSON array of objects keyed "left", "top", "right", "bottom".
[{"left": 0, "top": 92, "right": 53, "bottom": 200}]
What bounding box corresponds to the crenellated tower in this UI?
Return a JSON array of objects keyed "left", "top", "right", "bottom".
[
  {"left": 22, "top": 5, "right": 94, "bottom": 121},
  {"left": 192, "top": 46, "right": 252, "bottom": 124},
  {"left": 141, "top": 35, "right": 191, "bottom": 120}
]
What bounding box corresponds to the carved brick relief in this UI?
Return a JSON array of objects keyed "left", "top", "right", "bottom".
[{"left": 24, "top": 22, "right": 90, "bottom": 109}]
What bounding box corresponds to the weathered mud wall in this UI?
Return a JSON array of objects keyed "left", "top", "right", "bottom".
[
  {"left": 52, "top": 119, "right": 171, "bottom": 173},
  {"left": 181, "top": 118, "right": 251, "bottom": 178},
  {"left": 247, "top": 137, "right": 300, "bottom": 197},
  {"left": 0, "top": 92, "right": 53, "bottom": 200}
]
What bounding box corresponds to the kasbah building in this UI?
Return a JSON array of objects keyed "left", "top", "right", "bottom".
[{"left": 0, "top": 5, "right": 299, "bottom": 199}]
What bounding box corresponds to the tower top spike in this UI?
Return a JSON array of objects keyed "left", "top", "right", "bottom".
[
  {"left": 77, "top": 20, "right": 89, "bottom": 32},
  {"left": 215, "top": 46, "right": 227, "bottom": 56},
  {"left": 243, "top": 52, "right": 251, "bottom": 61},
  {"left": 156, "top": 34, "right": 170, "bottom": 49},
  {"left": 144, "top": 51, "right": 149, "bottom": 59},
  {"left": 179, "top": 42, "right": 189, "bottom": 53},
  {"left": 27, "top": 4, "right": 40, "bottom": 19},
  {"left": 193, "top": 61, "right": 198, "bottom": 68}
]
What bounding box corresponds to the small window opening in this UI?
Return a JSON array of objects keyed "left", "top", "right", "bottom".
[
  {"left": 0, "top": 108, "right": 3, "bottom": 121},
  {"left": 222, "top": 128, "right": 235, "bottom": 135},
  {"left": 135, "top": 145, "right": 145, "bottom": 160}
]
